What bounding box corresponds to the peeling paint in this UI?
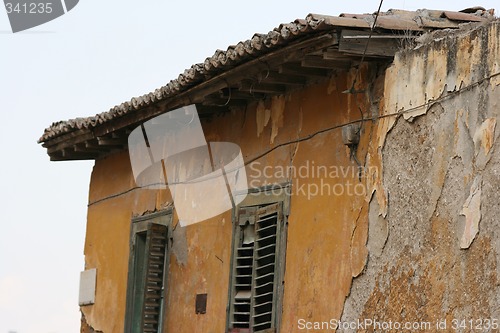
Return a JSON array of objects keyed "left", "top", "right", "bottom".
[
  {"left": 460, "top": 175, "right": 482, "bottom": 249},
  {"left": 172, "top": 221, "right": 189, "bottom": 265},
  {"left": 327, "top": 75, "right": 338, "bottom": 95},
  {"left": 81, "top": 312, "right": 103, "bottom": 333},
  {"left": 367, "top": 197, "right": 388, "bottom": 257},
  {"left": 350, "top": 206, "right": 368, "bottom": 278},
  {"left": 452, "top": 109, "right": 474, "bottom": 177},
  {"left": 80, "top": 20, "right": 500, "bottom": 333},
  {"left": 365, "top": 142, "right": 389, "bottom": 218},
  {"left": 270, "top": 95, "right": 285, "bottom": 144},
  {"left": 473, "top": 117, "right": 497, "bottom": 156},
  {"left": 256, "top": 100, "right": 270, "bottom": 138},
  {"left": 342, "top": 21, "right": 500, "bottom": 328}
]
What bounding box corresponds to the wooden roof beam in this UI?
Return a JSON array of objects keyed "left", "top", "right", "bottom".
[
  {"left": 239, "top": 81, "right": 287, "bottom": 94},
  {"left": 74, "top": 142, "right": 110, "bottom": 153},
  {"left": 219, "top": 89, "right": 266, "bottom": 101},
  {"left": 196, "top": 105, "right": 232, "bottom": 115},
  {"left": 279, "top": 62, "right": 332, "bottom": 78},
  {"left": 201, "top": 94, "right": 249, "bottom": 107},
  {"left": 322, "top": 47, "right": 357, "bottom": 60},
  {"left": 61, "top": 148, "right": 99, "bottom": 160},
  {"left": 301, "top": 56, "right": 352, "bottom": 70},
  {"left": 339, "top": 29, "right": 400, "bottom": 57},
  {"left": 96, "top": 136, "right": 127, "bottom": 147},
  {"left": 256, "top": 71, "right": 307, "bottom": 87},
  {"left": 92, "top": 33, "right": 337, "bottom": 138}
]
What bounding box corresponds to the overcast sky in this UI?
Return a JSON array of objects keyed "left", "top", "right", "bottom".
[{"left": 0, "top": 1, "right": 497, "bottom": 332}]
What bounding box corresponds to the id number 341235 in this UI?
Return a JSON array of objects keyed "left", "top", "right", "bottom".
[{"left": 5, "top": 2, "right": 53, "bottom": 14}]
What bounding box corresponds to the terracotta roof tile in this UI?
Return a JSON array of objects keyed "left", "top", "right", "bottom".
[{"left": 38, "top": 8, "right": 494, "bottom": 144}]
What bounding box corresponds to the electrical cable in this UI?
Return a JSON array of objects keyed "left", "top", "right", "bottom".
[
  {"left": 87, "top": 70, "right": 500, "bottom": 207},
  {"left": 347, "top": 0, "right": 384, "bottom": 94},
  {"left": 344, "top": 0, "right": 384, "bottom": 179}
]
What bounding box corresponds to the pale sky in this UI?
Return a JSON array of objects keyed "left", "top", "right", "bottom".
[{"left": 0, "top": 1, "right": 497, "bottom": 332}]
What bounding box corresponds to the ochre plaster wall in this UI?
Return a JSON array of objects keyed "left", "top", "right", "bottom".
[
  {"left": 81, "top": 20, "right": 500, "bottom": 333},
  {"left": 81, "top": 61, "right": 385, "bottom": 332}
]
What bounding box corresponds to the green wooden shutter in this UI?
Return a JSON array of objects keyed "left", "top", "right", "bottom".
[
  {"left": 251, "top": 203, "right": 282, "bottom": 333},
  {"left": 228, "top": 203, "right": 283, "bottom": 333},
  {"left": 130, "top": 232, "right": 147, "bottom": 333},
  {"left": 229, "top": 206, "right": 257, "bottom": 331},
  {"left": 125, "top": 211, "right": 171, "bottom": 333},
  {"left": 142, "top": 223, "right": 168, "bottom": 333}
]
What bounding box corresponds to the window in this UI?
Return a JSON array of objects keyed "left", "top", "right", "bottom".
[
  {"left": 227, "top": 200, "right": 288, "bottom": 333},
  {"left": 125, "top": 210, "right": 172, "bottom": 333}
]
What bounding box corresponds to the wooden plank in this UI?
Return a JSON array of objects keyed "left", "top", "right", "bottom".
[
  {"left": 239, "top": 81, "right": 287, "bottom": 94},
  {"left": 219, "top": 89, "right": 266, "bottom": 101},
  {"left": 111, "top": 130, "right": 129, "bottom": 139},
  {"left": 74, "top": 143, "right": 109, "bottom": 153},
  {"left": 257, "top": 71, "right": 307, "bottom": 86},
  {"left": 85, "top": 141, "right": 103, "bottom": 149},
  {"left": 201, "top": 95, "right": 248, "bottom": 107},
  {"left": 279, "top": 62, "right": 331, "bottom": 78},
  {"left": 50, "top": 154, "right": 97, "bottom": 161},
  {"left": 61, "top": 148, "right": 99, "bottom": 159},
  {"left": 339, "top": 29, "right": 399, "bottom": 57},
  {"left": 46, "top": 132, "right": 95, "bottom": 154},
  {"left": 342, "top": 34, "right": 416, "bottom": 39},
  {"left": 301, "top": 56, "right": 351, "bottom": 69},
  {"left": 43, "top": 130, "right": 94, "bottom": 150},
  {"left": 322, "top": 48, "right": 355, "bottom": 60},
  {"left": 196, "top": 105, "right": 232, "bottom": 115},
  {"left": 97, "top": 137, "right": 127, "bottom": 146}
]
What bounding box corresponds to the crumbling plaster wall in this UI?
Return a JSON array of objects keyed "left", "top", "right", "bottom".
[
  {"left": 176, "top": 64, "right": 384, "bottom": 333},
  {"left": 81, "top": 20, "right": 500, "bottom": 332},
  {"left": 81, "top": 61, "right": 386, "bottom": 332},
  {"left": 341, "top": 21, "right": 500, "bottom": 329}
]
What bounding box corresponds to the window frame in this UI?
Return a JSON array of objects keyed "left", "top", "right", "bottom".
[
  {"left": 226, "top": 183, "right": 290, "bottom": 333},
  {"left": 124, "top": 209, "right": 173, "bottom": 333}
]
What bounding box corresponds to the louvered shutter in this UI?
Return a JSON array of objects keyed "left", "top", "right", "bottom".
[
  {"left": 229, "top": 206, "right": 257, "bottom": 332},
  {"left": 228, "top": 203, "right": 283, "bottom": 333},
  {"left": 251, "top": 203, "right": 282, "bottom": 332},
  {"left": 142, "top": 223, "right": 168, "bottom": 333}
]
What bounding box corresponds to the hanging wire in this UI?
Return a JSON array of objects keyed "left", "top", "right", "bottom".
[
  {"left": 87, "top": 69, "right": 500, "bottom": 207},
  {"left": 214, "top": 79, "right": 232, "bottom": 107},
  {"left": 216, "top": 87, "right": 232, "bottom": 107},
  {"left": 342, "top": 0, "right": 384, "bottom": 180},
  {"left": 344, "top": 0, "right": 384, "bottom": 94}
]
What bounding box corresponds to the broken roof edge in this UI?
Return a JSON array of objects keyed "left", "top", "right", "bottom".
[
  {"left": 38, "top": 14, "right": 332, "bottom": 145},
  {"left": 38, "top": 7, "right": 495, "bottom": 147}
]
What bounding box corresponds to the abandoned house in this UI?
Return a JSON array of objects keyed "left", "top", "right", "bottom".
[{"left": 39, "top": 7, "right": 500, "bottom": 333}]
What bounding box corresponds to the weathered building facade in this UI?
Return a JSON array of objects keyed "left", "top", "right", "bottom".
[{"left": 39, "top": 8, "right": 499, "bottom": 333}]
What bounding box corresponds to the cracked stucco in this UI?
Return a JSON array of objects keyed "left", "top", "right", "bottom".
[
  {"left": 80, "top": 20, "right": 500, "bottom": 333},
  {"left": 171, "top": 220, "right": 189, "bottom": 266},
  {"left": 341, "top": 20, "right": 500, "bottom": 327},
  {"left": 81, "top": 312, "right": 103, "bottom": 333},
  {"left": 460, "top": 175, "right": 482, "bottom": 249}
]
